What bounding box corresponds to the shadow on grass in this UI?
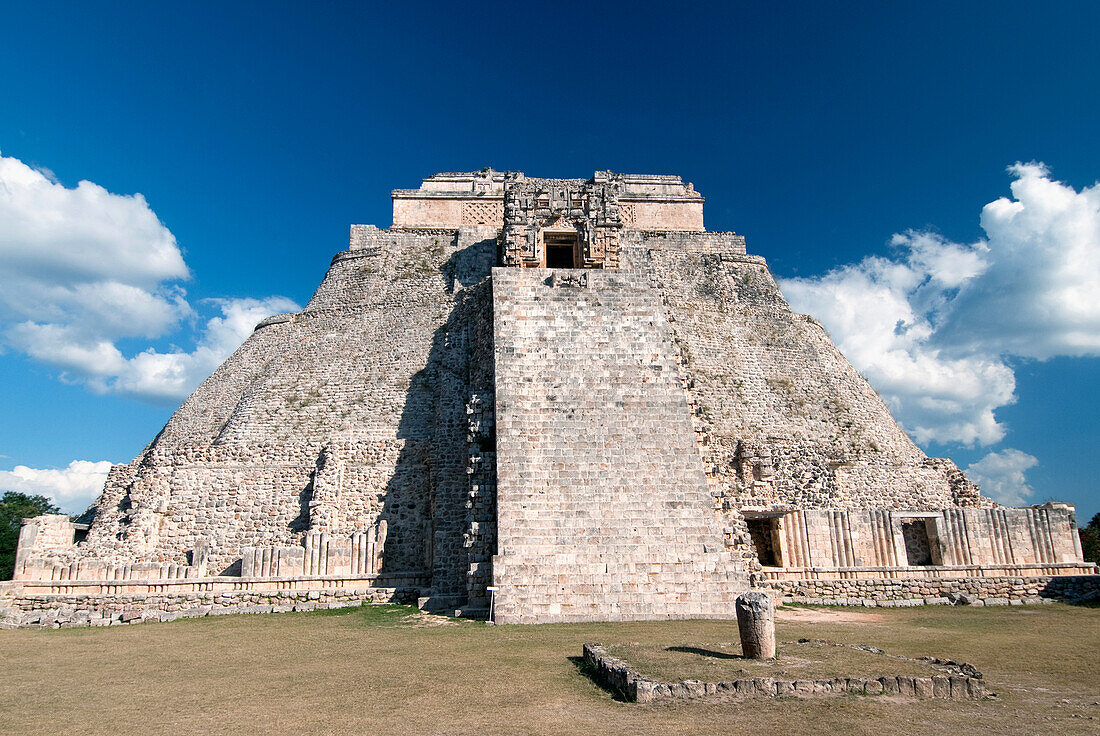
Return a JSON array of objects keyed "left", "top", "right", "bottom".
[
  {"left": 666, "top": 645, "right": 742, "bottom": 660},
  {"left": 568, "top": 656, "right": 632, "bottom": 703}
]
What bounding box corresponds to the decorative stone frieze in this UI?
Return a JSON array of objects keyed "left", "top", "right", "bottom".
[{"left": 499, "top": 172, "right": 624, "bottom": 268}]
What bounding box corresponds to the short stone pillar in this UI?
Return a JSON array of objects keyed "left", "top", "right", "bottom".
[{"left": 736, "top": 591, "right": 776, "bottom": 659}]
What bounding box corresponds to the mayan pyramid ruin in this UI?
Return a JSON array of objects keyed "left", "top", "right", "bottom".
[{"left": 5, "top": 170, "right": 1093, "bottom": 627}]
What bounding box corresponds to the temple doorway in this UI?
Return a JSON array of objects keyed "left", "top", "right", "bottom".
[{"left": 544, "top": 232, "right": 578, "bottom": 268}]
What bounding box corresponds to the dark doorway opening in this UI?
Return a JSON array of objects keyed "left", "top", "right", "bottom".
[
  {"left": 901, "top": 519, "right": 934, "bottom": 566},
  {"left": 544, "top": 233, "right": 577, "bottom": 268},
  {"left": 746, "top": 518, "right": 779, "bottom": 566}
]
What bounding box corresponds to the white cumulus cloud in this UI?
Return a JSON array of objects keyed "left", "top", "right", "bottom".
[
  {"left": 0, "top": 460, "right": 114, "bottom": 514},
  {"left": 781, "top": 163, "right": 1100, "bottom": 447},
  {"left": 965, "top": 449, "right": 1039, "bottom": 506},
  {"left": 937, "top": 163, "right": 1100, "bottom": 359},
  {"left": 0, "top": 152, "right": 299, "bottom": 402},
  {"left": 0, "top": 154, "right": 188, "bottom": 287}
]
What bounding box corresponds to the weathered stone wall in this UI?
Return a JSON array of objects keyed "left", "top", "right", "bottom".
[
  {"left": 15, "top": 515, "right": 76, "bottom": 554},
  {"left": 490, "top": 267, "right": 747, "bottom": 623},
  {"left": 622, "top": 232, "right": 983, "bottom": 523},
  {"left": 623, "top": 199, "right": 705, "bottom": 231},
  {"left": 766, "top": 572, "right": 1100, "bottom": 607},
  {"left": 391, "top": 170, "right": 507, "bottom": 228},
  {"left": 500, "top": 174, "right": 624, "bottom": 268},
  {"left": 628, "top": 230, "right": 747, "bottom": 255},
  {"left": 20, "top": 227, "right": 498, "bottom": 604},
  {"left": 12, "top": 515, "right": 81, "bottom": 582},
  {"left": 0, "top": 579, "right": 421, "bottom": 629},
  {"left": 392, "top": 196, "right": 472, "bottom": 229}
]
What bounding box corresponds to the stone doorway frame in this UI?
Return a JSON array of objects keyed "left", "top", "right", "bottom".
[
  {"left": 743, "top": 512, "right": 786, "bottom": 568},
  {"left": 540, "top": 221, "right": 581, "bottom": 268}
]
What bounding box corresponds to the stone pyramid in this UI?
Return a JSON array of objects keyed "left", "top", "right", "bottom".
[{"left": 10, "top": 171, "right": 1088, "bottom": 626}]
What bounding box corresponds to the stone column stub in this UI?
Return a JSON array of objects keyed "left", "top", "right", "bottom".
[{"left": 736, "top": 591, "right": 777, "bottom": 659}]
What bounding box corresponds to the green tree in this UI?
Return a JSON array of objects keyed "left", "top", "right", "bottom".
[
  {"left": 0, "top": 491, "right": 61, "bottom": 580},
  {"left": 1080, "top": 513, "right": 1100, "bottom": 565}
]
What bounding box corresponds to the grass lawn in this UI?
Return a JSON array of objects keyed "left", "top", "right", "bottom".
[{"left": 0, "top": 602, "right": 1096, "bottom": 735}]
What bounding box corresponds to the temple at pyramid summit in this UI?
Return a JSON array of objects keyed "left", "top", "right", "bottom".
[{"left": 4, "top": 170, "right": 1095, "bottom": 627}]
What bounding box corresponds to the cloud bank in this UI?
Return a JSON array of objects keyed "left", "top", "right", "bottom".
[
  {"left": 0, "top": 460, "right": 113, "bottom": 514},
  {"left": 782, "top": 163, "right": 1100, "bottom": 447},
  {"left": 781, "top": 163, "right": 1099, "bottom": 505},
  {"left": 0, "top": 152, "right": 299, "bottom": 403},
  {"left": 964, "top": 449, "right": 1039, "bottom": 506}
]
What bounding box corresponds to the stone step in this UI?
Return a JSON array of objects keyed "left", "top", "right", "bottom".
[
  {"left": 455, "top": 606, "right": 489, "bottom": 620},
  {"left": 491, "top": 268, "right": 749, "bottom": 622},
  {"left": 417, "top": 594, "right": 464, "bottom": 613}
]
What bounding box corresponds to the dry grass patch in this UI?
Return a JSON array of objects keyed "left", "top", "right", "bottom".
[
  {"left": 608, "top": 639, "right": 947, "bottom": 683},
  {"left": 776, "top": 605, "right": 885, "bottom": 623},
  {"left": 0, "top": 602, "right": 1097, "bottom": 736}
]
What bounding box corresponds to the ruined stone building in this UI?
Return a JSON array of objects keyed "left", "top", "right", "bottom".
[{"left": 4, "top": 170, "right": 1094, "bottom": 627}]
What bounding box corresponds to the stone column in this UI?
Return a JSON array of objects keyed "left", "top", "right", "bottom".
[{"left": 736, "top": 591, "right": 776, "bottom": 659}]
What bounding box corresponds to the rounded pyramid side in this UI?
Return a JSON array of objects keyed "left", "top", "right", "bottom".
[
  {"left": 624, "top": 231, "right": 984, "bottom": 513},
  {"left": 76, "top": 228, "right": 496, "bottom": 575}
]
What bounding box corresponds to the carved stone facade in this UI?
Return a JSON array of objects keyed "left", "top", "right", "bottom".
[
  {"left": 500, "top": 172, "right": 625, "bottom": 268},
  {"left": 461, "top": 200, "right": 503, "bottom": 226},
  {"left": 3, "top": 171, "right": 1093, "bottom": 628}
]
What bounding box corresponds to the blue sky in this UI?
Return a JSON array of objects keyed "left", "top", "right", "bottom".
[{"left": 1, "top": 2, "right": 1098, "bottom": 521}]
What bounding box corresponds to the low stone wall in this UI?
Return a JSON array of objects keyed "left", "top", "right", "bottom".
[
  {"left": 582, "top": 643, "right": 987, "bottom": 704},
  {"left": 764, "top": 573, "right": 1100, "bottom": 607},
  {"left": 0, "top": 576, "right": 423, "bottom": 629}
]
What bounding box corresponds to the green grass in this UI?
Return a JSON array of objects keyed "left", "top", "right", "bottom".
[
  {"left": 0, "top": 603, "right": 1096, "bottom": 735},
  {"left": 309, "top": 602, "right": 430, "bottom": 623}
]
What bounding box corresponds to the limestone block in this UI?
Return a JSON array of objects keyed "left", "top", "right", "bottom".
[
  {"left": 328, "top": 537, "right": 352, "bottom": 576},
  {"left": 635, "top": 680, "right": 656, "bottom": 703},
  {"left": 931, "top": 676, "right": 950, "bottom": 698},
  {"left": 277, "top": 547, "right": 305, "bottom": 577},
  {"left": 240, "top": 548, "right": 258, "bottom": 577},
  {"left": 683, "top": 680, "right": 705, "bottom": 697},
  {"left": 914, "top": 677, "right": 934, "bottom": 698},
  {"left": 77, "top": 559, "right": 107, "bottom": 580},
  {"left": 131, "top": 562, "right": 161, "bottom": 580},
  {"left": 967, "top": 678, "right": 985, "bottom": 698},
  {"left": 18, "top": 558, "right": 51, "bottom": 581},
  {"left": 949, "top": 676, "right": 969, "bottom": 700}
]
